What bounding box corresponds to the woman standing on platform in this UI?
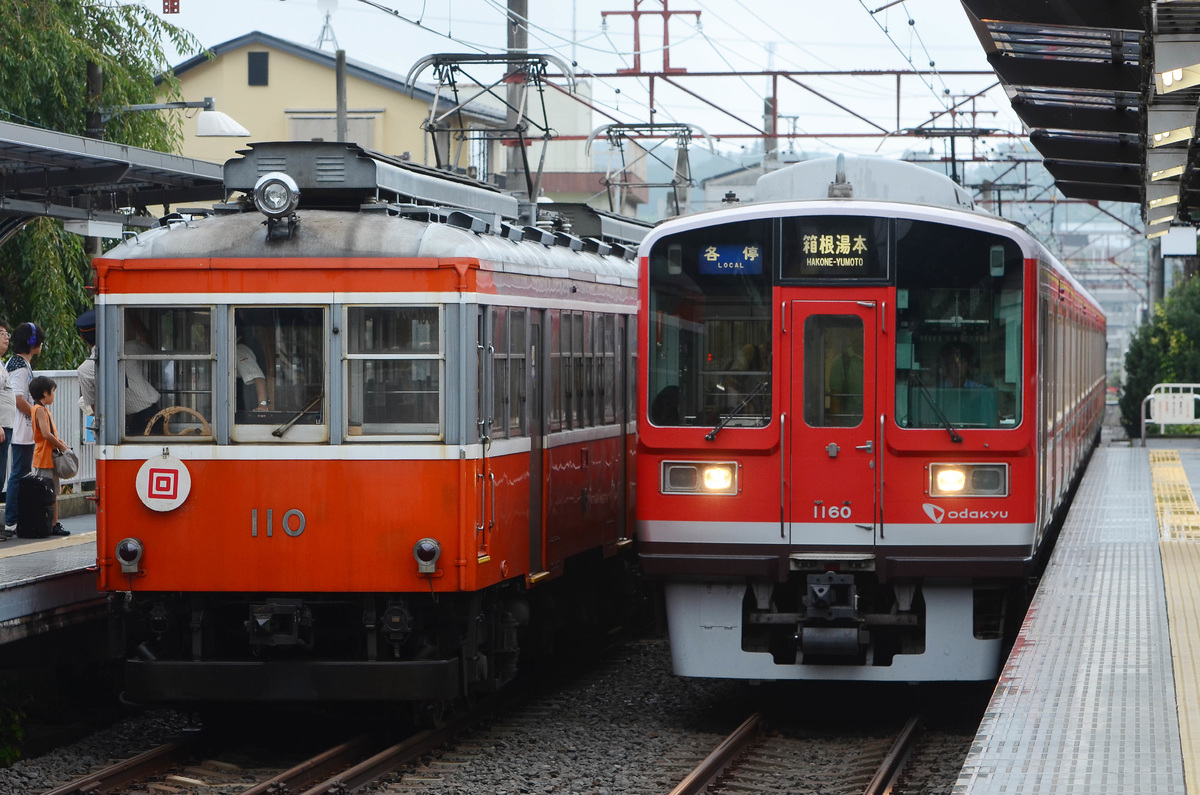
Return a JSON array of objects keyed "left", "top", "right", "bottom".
[
  {"left": 0, "top": 322, "right": 13, "bottom": 540},
  {"left": 3, "top": 323, "right": 42, "bottom": 535}
]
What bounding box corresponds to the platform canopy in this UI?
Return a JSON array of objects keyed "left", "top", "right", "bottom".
[
  {"left": 0, "top": 120, "right": 224, "bottom": 245},
  {"left": 961, "top": 0, "right": 1200, "bottom": 234}
]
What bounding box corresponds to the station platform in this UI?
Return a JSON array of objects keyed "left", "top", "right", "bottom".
[
  {"left": 0, "top": 504, "right": 100, "bottom": 646},
  {"left": 955, "top": 434, "right": 1200, "bottom": 794}
]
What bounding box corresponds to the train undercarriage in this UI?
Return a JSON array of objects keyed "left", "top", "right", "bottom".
[
  {"left": 665, "top": 573, "right": 1018, "bottom": 681},
  {"left": 116, "top": 552, "right": 640, "bottom": 713}
]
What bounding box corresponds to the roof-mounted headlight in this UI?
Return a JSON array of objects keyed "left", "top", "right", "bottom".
[{"left": 253, "top": 172, "right": 300, "bottom": 218}]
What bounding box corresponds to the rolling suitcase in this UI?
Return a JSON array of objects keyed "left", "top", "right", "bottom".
[{"left": 16, "top": 474, "right": 55, "bottom": 539}]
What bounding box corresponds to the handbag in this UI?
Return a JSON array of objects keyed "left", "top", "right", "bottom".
[{"left": 52, "top": 447, "right": 79, "bottom": 479}]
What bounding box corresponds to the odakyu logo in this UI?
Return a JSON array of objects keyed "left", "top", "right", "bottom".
[{"left": 922, "top": 503, "right": 1008, "bottom": 523}]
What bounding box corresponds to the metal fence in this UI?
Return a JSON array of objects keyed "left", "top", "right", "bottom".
[
  {"left": 1140, "top": 382, "right": 1200, "bottom": 446},
  {"left": 1, "top": 369, "right": 96, "bottom": 492}
]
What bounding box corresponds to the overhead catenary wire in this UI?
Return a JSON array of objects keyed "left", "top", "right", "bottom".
[{"left": 856, "top": 0, "right": 952, "bottom": 112}]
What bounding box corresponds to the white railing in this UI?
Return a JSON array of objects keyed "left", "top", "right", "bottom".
[
  {"left": 1141, "top": 383, "right": 1200, "bottom": 446},
  {"left": 1, "top": 370, "right": 96, "bottom": 491}
]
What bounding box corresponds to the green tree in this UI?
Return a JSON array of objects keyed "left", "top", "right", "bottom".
[
  {"left": 1120, "top": 276, "right": 1200, "bottom": 437},
  {"left": 0, "top": 0, "right": 204, "bottom": 367}
]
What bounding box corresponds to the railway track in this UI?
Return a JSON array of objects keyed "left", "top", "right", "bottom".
[
  {"left": 37, "top": 698, "right": 514, "bottom": 795},
  {"left": 669, "top": 713, "right": 924, "bottom": 795},
  {"left": 31, "top": 642, "right": 972, "bottom": 795}
]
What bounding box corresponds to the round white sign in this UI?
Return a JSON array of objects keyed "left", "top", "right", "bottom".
[{"left": 135, "top": 454, "right": 192, "bottom": 512}]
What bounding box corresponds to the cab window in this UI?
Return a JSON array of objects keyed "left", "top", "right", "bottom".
[{"left": 120, "top": 307, "right": 213, "bottom": 440}]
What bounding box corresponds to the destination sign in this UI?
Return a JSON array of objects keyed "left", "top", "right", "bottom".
[
  {"left": 782, "top": 216, "right": 887, "bottom": 280},
  {"left": 699, "top": 243, "right": 763, "bottom": 275}
]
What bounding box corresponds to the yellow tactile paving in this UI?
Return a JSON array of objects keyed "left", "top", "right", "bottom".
[
  {"left": 1161, "top": 541, "right": 1200, "bottom": 795},
  {"left": 0, "top": 531, "right": 91, "bottom": 560},
  {"left": 1154, "top": 449, "right": 1200, "bottom": 794},
  {"left": 1151, "top": 449, "right": 1200, "bottom": 540}
]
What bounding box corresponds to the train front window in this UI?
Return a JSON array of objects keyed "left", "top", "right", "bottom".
[
  {"left": 346, "top": 306, "right": 442, "bottom": 438},
  {"left": 894, "top": 221, "right": 1023, "bottom": 430},
  {"left": 120, "top": 308, "right": 213, "bottom": 440},
  {"left": 232, "top": 307, "right": 326, "bottom": 442},
  {"left": 647, "top": 220, "right": 773, "bottom": 428}
]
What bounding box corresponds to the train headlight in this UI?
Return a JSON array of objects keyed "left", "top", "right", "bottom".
[
  {"left": 661, "top": 461, "right": 739, "bottom": 495},
  {"left": 928, "top": 463, "right": 1009, "bottom": 497},
  {"left": 703, "top": 465, "right": 734, "bottom": 491},
  {"left": 413, "top": 538, "right": 441, "bottom": 574},
  {"left": 935, "top": 468, "right": 967, "bottom": 493},
  {"left": 253, "top": 172, "right": 300, "bottom": 218},
  {"left": 116, "top": 537, "right": 143, "bottom": 575}
]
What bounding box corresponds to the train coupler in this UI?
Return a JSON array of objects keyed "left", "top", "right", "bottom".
[{"left": 246, "top": 598, "right": 314, "bottom": 649}]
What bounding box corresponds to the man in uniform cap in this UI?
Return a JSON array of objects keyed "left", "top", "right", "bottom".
[{"left": 75, "top": 309, "right": 97, "bottom": 418}]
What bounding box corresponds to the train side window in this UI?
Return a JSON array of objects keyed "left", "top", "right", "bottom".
[
  {"left": 508, "top": 309, "right": 526, "bottom": 436},
  {"left": 549, "top": 310, "right": 563, "bottom": 432},
  {"left": 120, "top": 308, "right": 214, "bottom": 440},
  {"left": 345, "top": 306, "right": 441, "bottom": 438},
  {"left": 232, "top": 307, "right": 326, "bottom": 442},
  {"left": 491, "top": 309, "right": 508, "bottom": 440},
  {"left": 603, "top": 314, "right": 616, "bottom": 425},
  {"left": 573, "top": 312, "right": 585, "bottom": 428},
  {"left": 803, "top": 315, "right": 864, "bottom": 428},
  {"left": 583, "top": 312, "right": 595, "bottom": 427}
]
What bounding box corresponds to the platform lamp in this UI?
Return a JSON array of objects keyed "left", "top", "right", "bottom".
[
  {"left": 99, "top": 96, "right": 250, "bottom": 137},
  {"left": 67, "top": 98, "right": 249, "bottom": 241}
]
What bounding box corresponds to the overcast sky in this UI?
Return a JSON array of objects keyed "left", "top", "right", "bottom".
[{"left": 153, "top": 0, "right": 1018, "bottom": 160}]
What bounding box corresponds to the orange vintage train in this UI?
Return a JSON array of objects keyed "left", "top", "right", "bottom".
[{"left": 93, "top": 142, "right": 642, "bottom": 713}]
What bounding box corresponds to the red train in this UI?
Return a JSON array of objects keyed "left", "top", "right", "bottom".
[
  {"left": 637, "top": 155, "right": 1105, "bottom": 681},
  {"left": 93, "top": 142, "right": 642, "bottom": 712}
]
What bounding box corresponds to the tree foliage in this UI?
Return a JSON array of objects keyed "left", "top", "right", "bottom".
[
  {"left": 1119, "top": 276, "right": 1200, "bottom": 436},
  {"left": 0, "top": 0, "right": 204, "bottom": 368}
]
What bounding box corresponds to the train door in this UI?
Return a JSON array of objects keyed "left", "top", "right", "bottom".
[
  {"left": 529, "top": 315, "right": 544, "bottom": 574},
  {"left": 788, "top": 301, "right": 879, "bottom": 548},
  {"left": 477, "top": 308, "right": 494, "bottom": 557}
]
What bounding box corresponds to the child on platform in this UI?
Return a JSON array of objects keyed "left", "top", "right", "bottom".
[{"left": 30, "top": 376, "right": 69, "bottom": 537}]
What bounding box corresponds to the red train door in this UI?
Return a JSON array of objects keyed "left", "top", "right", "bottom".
[{"left": 788, "top": 301, "right": 879, "bottom": 549}]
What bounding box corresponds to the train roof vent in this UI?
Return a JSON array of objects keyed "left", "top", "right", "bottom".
[
  {"left": 582, "top": 237, "right": 612, "bottom": 256},
  {"left": 447, "top": 210, "right": 491, "bottom": 234},
  {"left": 224, "top": 141, "right": 520, "bottom": 221},
  {"left": 397, "top": 205, "right": 451, "bottom": 223},
  {"left": 609, "top": 242, "right": 637, "bottom": 260},
  {"left": 500, "top": 223, "right": 525, "bottom": 242},
  {"left": 756, "top": 154, "right": 976, "bottom": 211},
  {"left": 523, "top": 226, "right": 555, "bottom": 246},
  {"left": 555, "top": 232, "right": 584, "bottom": 251}
]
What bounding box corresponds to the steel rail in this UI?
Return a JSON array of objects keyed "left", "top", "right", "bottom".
[
  {"left": 239, "top": 733, "right": 377, "bottom": 795},
  {"left": 298, "top": 683, "right": 537, "bottom": 794},
  {"left": 39, "top": 735, "right": 203, "bottom": 795},
  {"left": 863, "top": 714, "right": 923, "bottom": 795},
  {"left": 668, "top": 712, "right": 762, "bottom": 795}
]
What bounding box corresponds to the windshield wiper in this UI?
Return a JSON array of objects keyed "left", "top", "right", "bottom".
[
  {"left": 706, "top": 380, "right": 769, "bottom": 441},
  {"left": 911, "top": 372, "right": 962, "bottom": 443},
  {"left": 272, "top": 393, "right": 323, "bottom": 438}
]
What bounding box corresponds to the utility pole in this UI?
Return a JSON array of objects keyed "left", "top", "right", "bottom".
[
  {"left": 84, "top": 61, "right": 104, "bottom": 262},
  {"left": 336, "top": 50, "right": 348, "bottom": 142},
  {"left": 505, "top": 0, "right": 529, "bottom": 197},
  {"left": 85, "top": 62, "right": 103, "bottom": 140}
]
